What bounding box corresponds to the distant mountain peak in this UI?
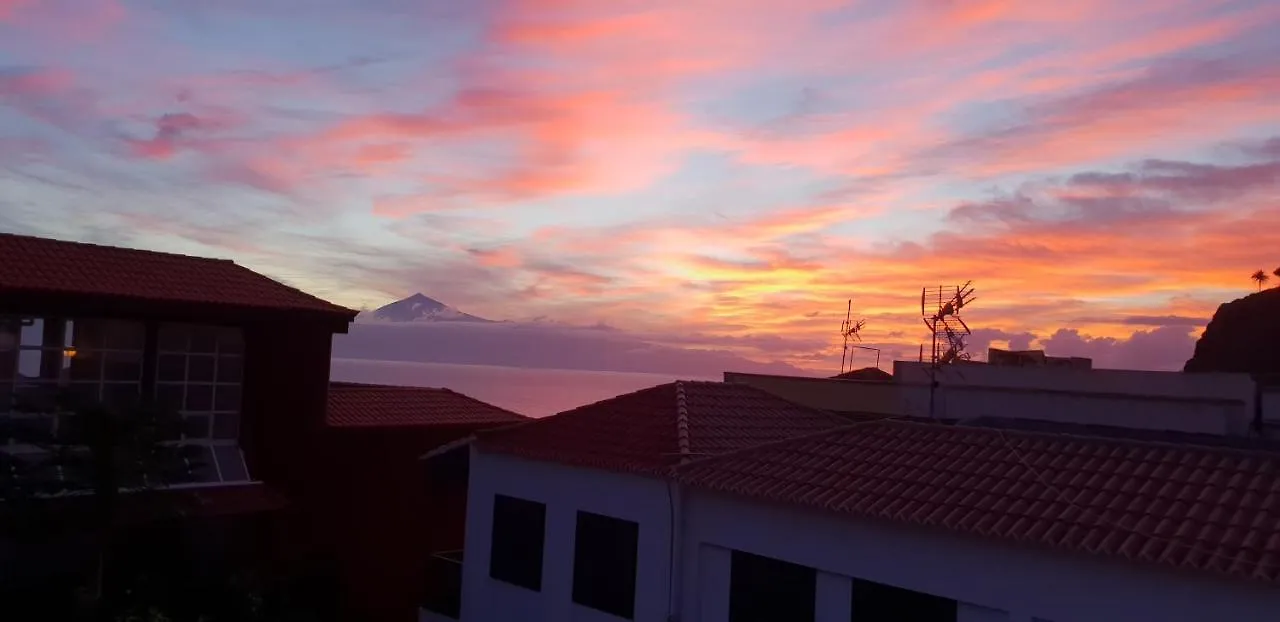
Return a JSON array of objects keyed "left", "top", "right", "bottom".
[{"left": 370, "top": 294, "right": 493, "bottom": 323}]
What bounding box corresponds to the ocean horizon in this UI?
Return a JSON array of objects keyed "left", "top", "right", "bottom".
[{"left": 329, "top": 357, "right": 718, "bottom": 418}]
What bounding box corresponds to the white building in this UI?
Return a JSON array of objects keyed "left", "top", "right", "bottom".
[
  {"left": 726, "top": 361, "right": 1262, "bottom": 437},
  {"left": 426, "top": 378, "right": 1280, "bottom": 622}
]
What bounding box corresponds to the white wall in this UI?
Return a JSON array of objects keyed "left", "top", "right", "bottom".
[
  {"left": 893, "top": 362, "right": 1255, "bottom": 435},
  {"left": 459, "top": 449, "right": 675, "bottom": 622},
  {"left": 893, "top": 362, "right": 1255, "bottom": 401},
  {"left": 681, "top": 488, "right": 1280, "bottom": 622}
]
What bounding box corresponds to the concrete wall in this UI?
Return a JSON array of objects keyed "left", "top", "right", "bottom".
[
  {"left": 680, "top": 488, "right": 1280, "bottom": 622},
  {"left": 1263, "top": 390, "right": 1280, "bottom": 423},
  {"left": 893, "top": 362, "right": 1255, "bottom": 435},
  {"left": 459, "top": 449, "right": 674, "bottom": 622},
  {"left": 893, "top": 362, "right": 1255, "bottom": 401},
  {"left": 723, "top": 372, "right": 902, "bottom": 415}
]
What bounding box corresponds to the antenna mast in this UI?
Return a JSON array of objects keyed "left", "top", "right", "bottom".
[
  {"left": 839, "top": 300, "right": 876, "bottom": 374},
  {"left": 921, "top": 281, "right": 976, "bottom": 366}
]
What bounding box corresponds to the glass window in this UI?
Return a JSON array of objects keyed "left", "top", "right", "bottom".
[
  {"left": 211, "top": 412, "right": 240, "bottom": 440},
  {"left": 212, "top": 445, "right": 248, "bottom": 481},
  {"left": 729, "top": 550, "right": 816, "bottom": 622},
  {"left": 489, "top": 494, "right": 546, "bottom": 591},
  {"left": 572, "top": 511, "right": 639, "bottom": 619},
  {"left": 154, "top": 323, "right": 244, "bottom": 441},
  {"left": 1, "top": 317, "right": 253, "bottom": 492},
  {"left": 851, "top": 578, "right": 957, "bottom": 622}
]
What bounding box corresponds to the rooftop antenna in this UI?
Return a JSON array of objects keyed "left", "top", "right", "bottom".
[
  {"left": 921, "top": 281, "right": 977, "bottom": 419},
  {"left": 921, "top": 281, "right": 976, "bottom": 366},
  {"left": 839, "top": 300, "right": 879, "bottom": 374}
]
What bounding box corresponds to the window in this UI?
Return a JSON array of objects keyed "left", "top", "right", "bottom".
[
  {"left": 572, "top": 511, "right": 639, "bottom": 619},
  {"left": 488, "top": 494, "right": 545, "bottom": 590},
  {"left": 155, "top": 323, "right": 243, "bottom": 441},
  {"left": 1, "top": 317, "right": 144, "bottom": 437},
  {"left": 0, "top": 317, "right": 251, "bottom": 490},
  {"left": 154, "top": 323, "right": 248, "bottom": 486},
  {"left": 729, "top": 550, "right": 816, "bottom": 622},
  {"left": 851, "top": 578, "right": 957, "bottom": 622}
]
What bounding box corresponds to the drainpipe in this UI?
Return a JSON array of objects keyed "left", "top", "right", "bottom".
[{"left": 665, "top": 477, "right": 685, "bottom": 622}]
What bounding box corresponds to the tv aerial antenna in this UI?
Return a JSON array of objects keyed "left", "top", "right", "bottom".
[
  {"left": 839, "top": 300, "right": 878, "bottom": 374},
  {"left": 921, "top": 281, "right": 976, "bottom": 366}
]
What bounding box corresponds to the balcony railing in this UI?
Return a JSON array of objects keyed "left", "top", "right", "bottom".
[{"left": 422, "top": 550, "right": 463, "bottom": 619}]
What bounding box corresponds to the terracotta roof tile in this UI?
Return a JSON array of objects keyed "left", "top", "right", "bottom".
[
  {"left": 0, "top": 233, "right": 355, "bottom": 316},
  {"left": 326, "top": 382, "right": 529, "bottom": 428},
  {"left": 476, "top": 381, "right": 850, "bottom": 475},
  {"left": 677, "top": 420, "right": 1280, "bottom": 585}
]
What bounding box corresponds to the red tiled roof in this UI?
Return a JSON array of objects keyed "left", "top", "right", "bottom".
[
  {"left": 677, "top": 420, "right": 1280, "bottom": 585},
  {"left": 0, "top": 232, "right": 356, "bottom": 317},
  {"left": 326, "top": 382, "right": 529, "bottom": 428},
  {"left": 476, "top": 381, "right": 851, "bottom": 475}
]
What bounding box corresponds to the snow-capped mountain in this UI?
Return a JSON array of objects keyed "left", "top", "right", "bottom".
[{"left": 368, "top": 293, "right": 493, "bottom": 323}]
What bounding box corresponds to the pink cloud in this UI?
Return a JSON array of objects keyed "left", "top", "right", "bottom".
[{"left": 0, "top": 0, "right": 30, "bottom": 21}]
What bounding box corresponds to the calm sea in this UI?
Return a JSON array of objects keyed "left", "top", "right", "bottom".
[{"left": 329, "top": 358, "right": 716, "bottom": 418}]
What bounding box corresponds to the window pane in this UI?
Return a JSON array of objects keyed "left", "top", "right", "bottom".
[
  {"left": 102, "top": 321, "right": 145, "bottom": 350},
  {"left": 214, "top": 385, "right": 241, "bottom": 412},
  {"left": 18, "top": 350, "right": 65, "bottom": 383},
  {"left": 182, "top": 444, "right": 219, "bottom": 483},
  {"left": 72, "top": 320, "right": 106, "bottom": 350},
  {"left": 19, "top": 318, "right": 45, "bottom": 347},
  {"left": 188, "top": 356, "right": 215, "bottom": 382},
  {"left": 104, "top": 352, "right": 142, "bottom": 381},
  {"left": 216, "top": 356, "right": 243, "bottom": 383},
  {"left": 213, "top": 445, "right": 249, "bottom": 482},
  {"left": 13, "top": 383, "right": 58, "bottom": 412},
  {"left": 851, "top": 579, "right": 957, "bottom": 622},
  {"left": 69, "top": 351, "right": 102, "bottom": 381},
  {"left": 157, "top": 354, "right": 186, "bottom": 382},
  {"left": 189, "top": 327, "right": 218, "bottom": 354},
  {"left": 156, "top": 383, "right": 185, "bottom": 413},
  {"left": 67, "top": 382, "right": 102, "bottom": 407},
  {"left": 489, "top": 494, "right": 546, "bottom": 591},
  {"left": 211, "top": 412, "right": 240, "bottom": 439},
  {"left": 218, "top": 329, "right": 244, "bottom": 355},
  {"left": 102, "top": 384, "right": 140, "bottom": 410},
  {"left": 572, "top": 511, "right": 639, "bottom": 619},
  {"left": 185, "top": 385, "right": 213, "bottom": 412},
  {"left": 182, "top": 414, "right": 210, "bottom": 439},
  {"left": 158, "top": 324, "right": 189, "bottom": 352},
  {"left": 730, "top": 550, "right": 816, "bottom": 622}
]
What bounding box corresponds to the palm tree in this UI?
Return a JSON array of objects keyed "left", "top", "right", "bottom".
[
  {"left": 1273, "top": 266, "right": 1280, "bottom": 284},
  {"left": 1251, "top": 270, "right": 1269, "bottom": 291}
]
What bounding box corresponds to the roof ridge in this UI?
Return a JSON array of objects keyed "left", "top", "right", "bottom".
[
  {"left": 677, "top": 417, "right": 896, "bottom": 471},
  {"left": 674, "top": 380, "right": 692, "bottom": 462},
  {"left": 472, "top": 381, "right": 678, "bottom": 444}
]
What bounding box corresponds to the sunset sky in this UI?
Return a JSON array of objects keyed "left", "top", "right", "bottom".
[{"left": 2, "top": 0, "right": 1279, "bottom": 373}]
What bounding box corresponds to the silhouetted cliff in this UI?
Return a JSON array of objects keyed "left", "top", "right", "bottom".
[{"left": 1183, "top": 288, "right": 1280, "bottom": 374}]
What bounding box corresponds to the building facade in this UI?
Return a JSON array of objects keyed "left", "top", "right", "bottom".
[
  {"left": 0, "top": 233, "right": 356, "bottom": 609},
  {"left": 444, "top": 378, "right": 1280, "bottom": 622}
]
